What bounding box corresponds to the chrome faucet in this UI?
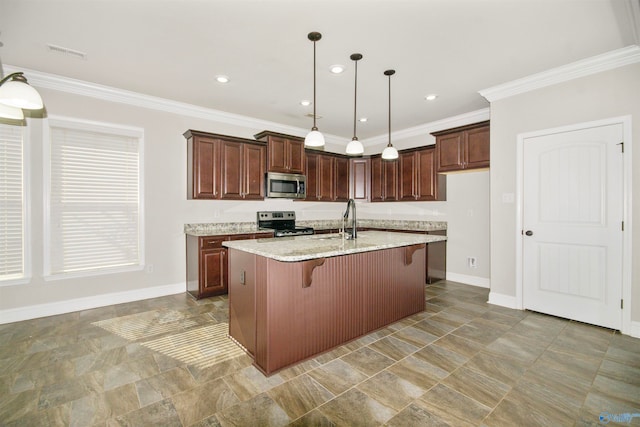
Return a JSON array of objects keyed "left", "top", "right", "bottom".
[{"left": 343, "top": 199, "right": 357, "bottom": 239}]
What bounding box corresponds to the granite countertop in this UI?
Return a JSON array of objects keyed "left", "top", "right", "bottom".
[
  {"left": 184, "top": 219, "right": 447, "bottom": 236},
  {"left": 222, "top": 230, "right": 447, "bottom": 262}
]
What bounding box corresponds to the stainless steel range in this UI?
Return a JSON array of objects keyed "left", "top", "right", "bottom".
[{"left": 257, "top": 211, "right": 314, "bottom": 237}]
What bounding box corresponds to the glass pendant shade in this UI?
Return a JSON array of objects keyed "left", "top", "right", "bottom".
[
  {"left": 381, "top": 145, "right": 398, "bottom": 160},
  {"left": 305, "top": 129, "right": 325, "bottom": 147},
  {"left": 0, "top": 78, "right": 44, "bottom": 109},
  {"left": 0, "top": 102, "right": 24, "bottom": 120},
  {"left": 346, "top": 138, "right": 364, "bottom": 155}
]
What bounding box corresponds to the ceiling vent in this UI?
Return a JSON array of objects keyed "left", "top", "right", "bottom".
[{"left": 47, "top": 44, "right": 87, "bottom": 60}]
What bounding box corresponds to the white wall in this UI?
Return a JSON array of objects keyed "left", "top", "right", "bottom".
[
  {"left": 0, "top": 86, "right": 491, "bottom": 320},
  {"left": 489, "top": 62, "right": 640, "bottom": 322}
]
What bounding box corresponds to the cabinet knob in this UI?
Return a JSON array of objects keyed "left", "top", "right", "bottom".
[{"left": 525, "top": 230, "right": 533, "bottom": 236}]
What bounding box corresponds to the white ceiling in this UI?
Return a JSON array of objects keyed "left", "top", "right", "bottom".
[{"left": 0, "top": 0, "right": 638, "bottom": 142}]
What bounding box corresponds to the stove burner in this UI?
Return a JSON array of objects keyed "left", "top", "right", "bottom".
[{"left": 257, "top": 211, "right": 314, "bottom": 237}]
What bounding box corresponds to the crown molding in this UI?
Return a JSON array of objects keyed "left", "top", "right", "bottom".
[
  {"left": 479, "top": 45, "right": 640, "bottom": 102},
  {"left": 3, "top": 64, "right": 345, "bottom": 142},
  {"left": 361, "top": 108, "right": 491, "bottom": 148},
  {"left": 7, "top": 64, "right": 492, "bottom": 150}
]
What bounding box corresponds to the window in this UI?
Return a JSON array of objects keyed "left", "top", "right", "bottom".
[
  {"left": 0, "top": 124, "right": 27, "bottom": 284},
  {"left": 45, "top": 117, "right": 143, "bottom": 278}
]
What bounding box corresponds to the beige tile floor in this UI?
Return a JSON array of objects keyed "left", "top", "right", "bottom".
[{"left": 1, "top": 281, "right": 639, "bottom": 426}]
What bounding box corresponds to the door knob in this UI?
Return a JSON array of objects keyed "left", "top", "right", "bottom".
[{"left": 525, "top": 230, "right": 533, "bottom": 236}]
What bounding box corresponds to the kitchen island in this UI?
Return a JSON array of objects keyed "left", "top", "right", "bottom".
[{"left": 223, "top": 231, "right": 447, "bottom": 375}]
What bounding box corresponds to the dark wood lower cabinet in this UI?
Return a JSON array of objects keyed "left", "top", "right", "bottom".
[{"left": 186, "top": 232, "right": 273, "bottom": 299}]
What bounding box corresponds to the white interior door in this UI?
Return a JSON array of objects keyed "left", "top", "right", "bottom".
[{"left": 522, "top": 123, "right": 623, "bottom": 330}]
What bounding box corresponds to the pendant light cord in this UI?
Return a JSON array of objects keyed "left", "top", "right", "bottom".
[
  {"left": 353, "top": 59, "right": 358, "bottom": 139},
  {"left": 388, "top": 72, "right": 391, "bottom": 146},
  {"left": 312, "top": 39, "right": 317, "bottom": 130}
]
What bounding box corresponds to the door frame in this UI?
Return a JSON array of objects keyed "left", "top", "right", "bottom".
[{"left": 515, "top": 115, "right": 633, "bottom": 334}]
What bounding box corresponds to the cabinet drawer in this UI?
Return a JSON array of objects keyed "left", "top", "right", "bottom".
[
  {"left": 228, "top": 233, "right": 256, "bottom": 241},
  {"left": 200, "top": 236, "right": 227, "bottom": 248}
]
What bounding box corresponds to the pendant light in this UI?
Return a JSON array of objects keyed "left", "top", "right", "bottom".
[
  {"left": 381, "top": 69, "right": 398, "bottom": 160},
  {"left": 304, "top": 32, "right": 325, "bottom": 148},
  {"left": 345, "top": 53, "right": 364, "bottom": 156},
  {"left": 0, "top": 72, "right": 44, "bottom": 110},
  {"left": 0, "top": 102, "right": 24, "bottom": 120}
]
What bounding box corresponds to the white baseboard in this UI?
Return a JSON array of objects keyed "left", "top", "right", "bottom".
[
  {"left": 487, "top": 291, "right": 519, "bottom": 309},
  {"left": 0, "top": 282, "right": 186, "bottom": 324},
  {"left": 628, "top": 321, "right": 640, "bottom": 339},
  {"left": 445, "top": 272, "right": 490, "bottom": 288}
]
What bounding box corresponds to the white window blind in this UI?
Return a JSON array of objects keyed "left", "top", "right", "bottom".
[
  {"left": 0, "top": 125, "right": 25, "bottom": 282},
  {"left": 47, "top": 120, "right": 142, "bottom": 276}
]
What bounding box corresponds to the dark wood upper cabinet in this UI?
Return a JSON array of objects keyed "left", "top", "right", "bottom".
[
  {"left": 184, "top": 131, "right": 220, "bottom": 199},
  {"left": 350, "top": 158, "right": 370, "bottom": 201},
  {"left": 371, "top": 156, "right": 398, "bottom": 202},
  {"left": 186, "top": 128, "right": 454, "bottom": 203},
  {"left": 304, "top": 151, "right": 320, "bottom": 201},
  {"left": 254, "top": 131, "right": 305, "bottom": 174},
  {"left": 303, "top": 150, "right": 346, "bottom": 202},
  {"left": 184, "top": 130, "right": 265, "bottom": 200},
  {"left": 399, "top": 151, "right": 417, "bottom": 201},
  {"left": 333, "top": 156, "right": 350, "bottom": 202},
  {"left": 242, "top": 143, "right": 267, "bottom": 200},
  {"left": 220, "top": 140, "right": 266, "bottom": 200},
  {"left": 465, "top": 125, "right": 490, "bottom": 169},
  {"left": 317, "top": 154, "right": 334, "bottom": 201},
  {"left": 433, "top": 121, "right": 490, "bottom": 173},
  {"left": 399, "top": 147, "right": 445, "bottom": 201}
]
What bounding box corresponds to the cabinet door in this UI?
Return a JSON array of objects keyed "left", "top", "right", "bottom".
[
  {"left": 304, "top": 152, "right": 320, "bottom": 200},
  {"left": 416, "top": 148, "right": 437, "bottom": 201},
  {"left": 318, "top": 155, "right": 334, "bottom": 201},
  {"left": 350, "top": 158, "right": 370, "bottom": 201},
  {"left": 333, "top": 156, "right": 350, "bottom": 202},
  {"left": 220, "top": 140, "right": 243, "bottom": 199},
  {"left": 383, "top": 160, "right": 398, "bottom": 201},
  {"left": 192, "top": 136, "right": 220, "bottom": 199},
  {"left": 370, "top": 157, "right": 384, "bottom": 202},
  {"left": 243, "top": 143, "right": 266, "bottom": 200},
  {"left": 267, "top": 136, "right": 288, "bottom": 173},
  {"left": 436, "top": 132, "right": 464, "bottom": 172},
  {"left": 465, "top": 126, "right": 490, "bottom": 169},
  {"left": 399, "top": 152, "right": 417, "bottom": 201},
  {"left": 200, "top": 248, "right": 228, "bottom": 297},
  {"left": 288, "top": 139, "right": 305, "bottom": 174}
]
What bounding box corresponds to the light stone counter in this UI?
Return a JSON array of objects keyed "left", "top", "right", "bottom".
[
  {"left": 222, "top": 230, "right": 447, "bottom": 262},
  {"left": 184, "top": 219, "right": 446, "bottom": 236}
]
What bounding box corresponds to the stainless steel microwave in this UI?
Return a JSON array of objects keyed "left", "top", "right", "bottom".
[{"left": 265, "top": 172, "right": 306, "bottom": 199}]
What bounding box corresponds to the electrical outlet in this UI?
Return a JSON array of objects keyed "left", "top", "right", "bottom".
[
  {"left": 146, "top": 264, "right": 154, "bottom": 273},
  {"left": 467, "top": 257, "right": 477, "bottom": 268}
]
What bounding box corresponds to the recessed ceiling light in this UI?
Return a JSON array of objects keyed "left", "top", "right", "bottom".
[
  {"left": 329, "top": 64, "right": 345, "bottom": 74},
  {"left": 300, "top": 100, "right": 312, "bottom": 106},
  {"left": 425, "top": 94, "right": 438, "bottom": 101},
  {"left": 215, "top": 75, "right": 230, "bottom": 83},
  {"left": 359, "top": 117, "right": 368, "bottom": 123}
]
